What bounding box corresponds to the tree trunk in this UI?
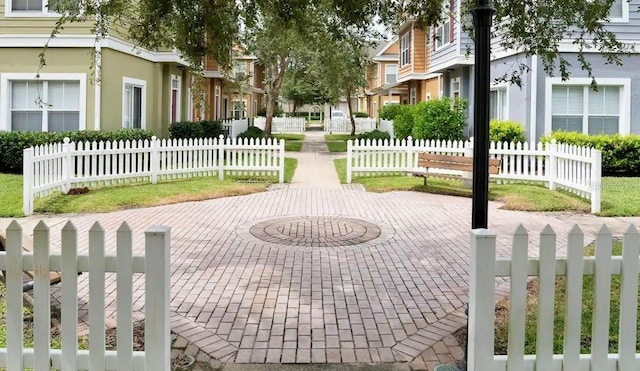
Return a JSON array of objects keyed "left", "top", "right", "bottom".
[
  {"left": 292, "top": 102, "right": 297, "bottom": 115},
  {"left": 264, "top": 57, "right": 288, "bottom": 136},
  {"left": 347, "top": 91, "right": 356, "bottom": 136}
]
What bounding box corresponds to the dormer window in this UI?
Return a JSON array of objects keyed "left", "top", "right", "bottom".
[{"left": 400, "top": 33, "right": 411, "bottom": 66}]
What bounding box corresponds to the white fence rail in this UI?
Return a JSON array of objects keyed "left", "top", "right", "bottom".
[
  {"left": 0, "top": 220, "right": 171, "bottom": 370},
  {"left": 221, "top": 119, "right": 249, "bottom": 138},
  {"left": 346, "top": 138, "right": 602, "bottom": 213},
  {"left": 23, "top": 136, "right": 286, "bottom": 215},
  {"left": 254, "top": 117, "right": 305, "bottom": 133},
  {"left": 325, "top": 118, "right": 376, "bottom": 133},
  {"left": 379, "top": 119, "right": 394, "bottom": 139},
  {"left": 469, "top": 224, "right": 640, "bottom": 371}
]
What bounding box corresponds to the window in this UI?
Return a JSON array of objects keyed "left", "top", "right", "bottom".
[
  {"left": 170, "top": 75, "right": 181, "bottom": 124},
  {"left": 608, "top": 0, "right": 629, "bottom": 22},
  {"left": 7, "top": 0, "right": 78, "bottom": 16},
  {"left": 545, "top": 78, "right": 631, "bottom": 135},
  {"left": 253, "top": 99, "right": 258, "bottom": 117},
  {"left": 451, "top": 77, "right": 460, "bottom": 99},
  {"left": 122, "top": 77, "right": 146, "bottom": 129},
  {"left": 400, "top": 32, "right": 411, "bottom": 66},
  {"left": 231, "top": 99, "right": 246, "bottom": 119},
  {"left": 214, "top": 85, "right": 221, "bottom": 119},
  {"left": 551, "top": 85, "right": 620, "bottom": 134},
  {"left": 1, "top": 74, "right": 85, "bottom": 132},
  {"left": 410, "top": 87, "right": 417, "bottom": 105},
  {"left": 490, "top": 87, "right": 507, "bottom": 120},
  {"left": 385, "top": 64, "right": 397, "bottom": 84},
  {"left": 234, "top": 62, "right": 246, "bottom": 80},
  {"left": 435, "top": 8, "right": 452, "bottom": 49}
]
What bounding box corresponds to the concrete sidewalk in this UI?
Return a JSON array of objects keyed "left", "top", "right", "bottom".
[{"left": 288, "top": 128, "right": 344, "bottom": 190}]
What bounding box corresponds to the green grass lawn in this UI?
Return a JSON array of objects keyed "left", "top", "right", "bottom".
[
  {"left": 273, "top": 134, "right": 304, "bottom": 152},
  {"left": 494, "top": 241, "right": 634, "bottom": 354},
  {"left": 599, "top": 177, "right": 640, "bottom": 216},
  {"left": 334, "top": 158, "right": 594, "bottom": 213},
  {"left": 325, "top": 134, "right": 356, "bottom": 153},
  {"left": 0, "top": 158, "right": 297, "bottom": 216}
]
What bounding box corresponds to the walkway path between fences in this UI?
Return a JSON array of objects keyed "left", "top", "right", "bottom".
[{"left": 288, "top": 127, "right": 344, "bottom": 190}]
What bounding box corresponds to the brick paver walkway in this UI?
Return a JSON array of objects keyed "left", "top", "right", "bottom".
[{"left": 3, "top": 131, "right": 638, "bottom": 370}]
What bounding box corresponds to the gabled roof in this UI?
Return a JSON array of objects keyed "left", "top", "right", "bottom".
[{"left": 375, "top": 37, "right": 399, "bottom": 57}]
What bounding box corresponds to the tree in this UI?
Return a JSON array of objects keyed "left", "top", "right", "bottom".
[
  {"left": 280, "top": 68, "right": 317, "bottom": 115},
  {"left": 48, "top": 0, "right": 631, "bottom": 107}
]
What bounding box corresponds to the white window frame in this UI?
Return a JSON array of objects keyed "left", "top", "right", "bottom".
[
  {"left": 231, "top": 98, "right": 247, "bottom": 119},
  {"left": 608, "top": 0, "right": 629, "bottom": 23},
  {"left": 410, "top": 87, "right": 417, "bottom": 105},
  {"left": 253, "top": 99, "right": 258, "bottom": 117},
  {"left": 186, "top": 87, "right": 193, "bottom": 121},
  {"left": 544, "top": 77, "right": 630, "bottom": 135},
  {"left": 435, "top": 8, "right": 452, "bottom": 50},
  {"left": 451, "top": 77, "right": 461, "bottom": 99},
  {"left": 214, "top": 85, "right": 221, "bottom": 119},
  {"left": 169, "top": 74, "right": 181, "bottom": 124},
  {"left": 122, "top": 77, "right": 147, "bottom": 129},
  {"left": 490, "top": 84, "right": 509, "bottom": 121},
  {"left": 385, "top": 64, "right": 397, "bottom": 84},
  {"left": 400, "top": 33, "right": 411, "bottom": 67},
  {"left": 1, "top": 72, "right": 87, "bottom": 131},
  {"left": 5, "top": 0, "right": 75, "bottom": 17}
]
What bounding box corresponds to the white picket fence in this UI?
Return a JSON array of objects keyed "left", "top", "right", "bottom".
[
  {"left": 221, "top": 119, "right": 249, "bottom": 138},
  {"left": 325, "top": 118, "right": 376, "bottom": 133},
  {"left": 379, "top": 119, "right": 395, "bottom": 139},
  {"left": 0, "top": 220, "right": 170, "bottom": 370},
  {"left": 346, "top": 138, "right": 602, "bottom": 213},
  {"left": 469, "top": 224, "right": 640, "bottom": 370},
  {"left": 253, "top": 117, "right": 305, "bottom": 133},
  {"left": 23, "top": 136, "right": 286, "bottom": 215}
]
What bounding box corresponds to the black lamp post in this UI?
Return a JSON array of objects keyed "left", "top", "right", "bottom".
[{"left": 470, "top": 0, "right": 494, "bottom": 230}]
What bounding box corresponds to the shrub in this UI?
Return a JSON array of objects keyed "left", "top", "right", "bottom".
[
  {"left": 201, "top": 120, "right": 224, "bottom": 138},
  {"left": 357, "top": 130, "right": 390, "bottom": 141},
  {"left": 389, "top": 105, "right": 415, "bottom": 140},
  {"left": 490, "top": 120, "right": 526, "bottom": 144},
  {"left": 237, "top": 126, "right": 265, "bottom": 140},
  {"left": 541, "top": 131, "right": 640, "bottom": 176},
  {"left": 256, "top": 105, "right": 284, "bottom": 117},
  {"left": 352, "top": 112, "right": 369, "bottom": 118},
  {"left": 411, "top": 97, "right": 468, "bottom": 141},
  {"left": 169, "top": 121, "right": 205, "bottom": 139},
  {"left": 0, "top": 129, "right": 154, "bottom": 174},
  {"left": 379, "top": 104, "right": 403, "bottom": 120}
]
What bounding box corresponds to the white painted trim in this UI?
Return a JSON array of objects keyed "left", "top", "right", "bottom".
[
  {"left": 0, "top": 35, "right": 190, "bottom": 65},
  {"left": 384, "top": 64, "right": 398, "bottom": 84},
  {"left": 411, "top": 24, "right": 415, "bottom": 74},
  {"left": 0, "top": 72, "right": 87, "bottom": 132},
  {"left": 372, "top": 55, "right": 399, "bottom": 62},
  {"left": 451, "top": 76, "right": 461, "bottom": 98},
  {"left": 429, "top": 56, "right": 474, "bottom": 73},
  {"left": 377, "top": 63, "right": 382, "bottom": 88},
  {"left": 400, "top": 32, "right": 411, "bottom": 67},
  {"left": 122, "top": 77, "right": 147, "bottom": 130},
  {"left": 397, "top": 72, "right": 443, "bottom": 83},
  {"left": 609, "top": 0, "right": 629, "bottom": 23},
  {"left": 187, "top": 87, "right": 193, "bottom": 121},
  {"left": 544, "top": 77, "right": 631, "bottom": 135},
  {"left": 94, "top": 39, "right": 102, "bottom": 131},
  {"left": 456, "top": 0, "right": 462, "bottom": 57},
  {"left": 169, "top": 74, "right": 181, "bottom": 123},
  {"left": 4, "top": 0, "right": 62, "bottom": 17},
  {"left": 529, "top": 55, "right": 538, "bottom": 144}
]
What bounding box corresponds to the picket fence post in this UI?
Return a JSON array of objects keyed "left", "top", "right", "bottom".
[
  {"left": 279, "top": 139, "right": 285, "bottom": 184},
  {"left": 548, "top": 139, "right": 557, "bottom": 190},
  {"left": 406, "top": 136, "right": 414, "bottom": 172},
  {"left": 218, "top": 134, "right": 225, "bottom": 181},
  {"left": 347, "top": 140, "right": 353, "bottom": 184},
  {"left": 591, "top": 149, "right": 602, "bottom": 213},
  {"left": 145, "top": 225, "right": 171, "bottom": 371},
  {"left": 150, "top": 136, "right": 159, "bottom": 184},
  {"left": 468, "top": 228, "right": 497, "bottom": 371},
  {"left": 22, "top": 147, "right": 34, "bottom": 215},
  {"left": 62, "top": 137, "right": 72, "bottom": 193}
]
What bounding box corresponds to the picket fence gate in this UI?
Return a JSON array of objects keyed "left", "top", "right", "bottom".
[
  {"left": 0, "top": 221, "right": 171, "bottom": 370},
  {"left": 324, "top": 118, "right": 376, "bottom": 133},
  {"left": 379, "top": 119, "right": 394, "bottom": 139},
  {"left": 220, "top": 119, "right": 249, "bottom": 138},
  {"left": 469, "top": 224, "right": 640, "bottom": 370},
  {"left": 254, "top": 117, "right": 305, "bottom": 134},
  {"left": 23, "top": 135, "right": 286, "bottom": 215},
  {"left": 346, "top": 137, "right": 602, "bottom": 213}
]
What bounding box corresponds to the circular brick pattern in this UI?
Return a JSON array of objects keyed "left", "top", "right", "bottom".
[{"left": 249, "top": 216, "right": 382, "bottom": 247}]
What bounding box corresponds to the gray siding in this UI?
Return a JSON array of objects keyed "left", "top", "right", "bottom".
[
  {"left": 535, "top": 52, "right": 640, "bottom": 139},
  {"left": 603, "top": 0, "right": 640, "bottom": 38},
  {"left": 490, "top": 54, "right": 533, "bottom": 128}
]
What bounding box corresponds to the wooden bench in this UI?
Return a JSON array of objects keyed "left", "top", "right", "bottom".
[
  {"left": 410, "top": 153, "right": 502, "bottom": 185},
  {"left": 0, "top": 233, "right": 65, "bottom": 292}
]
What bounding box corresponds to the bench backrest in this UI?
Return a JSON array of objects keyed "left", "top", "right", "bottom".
[{"left": 418, "top": 153, "right": 501, "bottom": 174}]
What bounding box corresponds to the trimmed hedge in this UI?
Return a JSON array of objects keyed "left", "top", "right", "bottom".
[
  {"left": 0, "top": 129, "right": 155, "bottom": 174},
  {"left": 412, "top": 98, "right": 467, "bottom": 141},
  {"left": 169, "top": 120, "right": 223, "bottom": 139},
  {"left": 542, "top": 131, "right": 640, "bottom": 176},
  {"left": 357, "top": 130, "right": 390, "bottom": 141},
  {"left": 490, "top": 120, "right": 526, "bottom": 143},
  {"left": 352, "top": 112, "right": 369, "bottom": 118},
  {"left": 237, "top": 126, "right": 266, "bottom": 140},
  {"left": 379, "top": 104, "right": 404, "bottom": 120}
]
